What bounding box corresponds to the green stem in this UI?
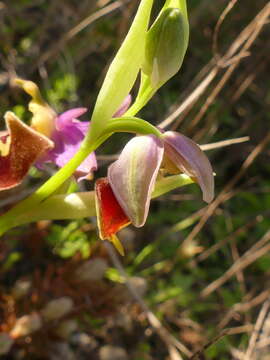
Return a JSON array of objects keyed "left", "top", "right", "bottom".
[
  {"left": 17, "top": 192, "right": 96, "bottom": 226},
  {"left": 152, "top": 174, "right": 193, "bottom": 198},
  {"left": 7, "top": 174, "right": 193, "bottom": 230},
  {"left": 103, "top": 117, "right": 162, "bottom": 137},
  {"left": 125, "top": 76, "right": 156, "bottom": 117}
]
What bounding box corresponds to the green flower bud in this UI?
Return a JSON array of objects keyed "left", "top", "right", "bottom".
[{"left": 142, "top": 7, "right": 189, "bottom": 87}]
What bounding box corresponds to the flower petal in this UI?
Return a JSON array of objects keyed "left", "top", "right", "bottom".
[
  {"left": 0, "top": 112, "right": 53, "bottom": 191},
  {"left": 113, "top": 94, "right": 132, "bottom": 117},
  {"left": 39, "top": 110, "right": 97, "bottom": 180},
  {"left": 163, "top": 131, "right": 214, "bottom": 203},
  {"left": 15, "top": 78, "right": 57, "bottom": 137},
  {"left": 95, "top": 177, "right": 130, "bottom": 240},
  {"left": 108, "top": 135, "right": 164, "bottom": 227},
  {"left": 56, "top": 108, "right": 88, "bottom": 131}
]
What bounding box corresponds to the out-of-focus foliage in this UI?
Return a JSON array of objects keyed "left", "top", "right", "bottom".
[{"left": 0, "top": 0, "right": 270, "bottom": 359}]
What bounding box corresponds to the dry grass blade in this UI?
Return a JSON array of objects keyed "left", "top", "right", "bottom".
[
  {"left": 218, "top": 289, "right": 270, "bottom": 330},
  {"left": 212, "top": 0, "right": 240, "bottom": 62},
  {"left": 194, "top": 216, "right": 262, "bottom": 264},
  {"left": 188, "top": 326, "right": 253, "bottom": 360},
  {"left": 254, "top": 306, "right": 270, "bottom": 357},
  {"left": 37, "top": 0, "right": 128, "bottom": 66},
  {"left": 159, "top": 2, "right": 270, "bottom": 131},
  {"left": 159, "top": 68, "right": 218, "bottom": 129},
  {"left": 244, "top": 299, "right": 270, "bottom": 360},
  {"left": 201, "top": 230, "right": 270, "bottom": 298},
  {"left": 200, "top": 136, "right": 250, "bottom": 151},
  {"left": 190, "top": 2, "right": 270, "bottom": 134}
]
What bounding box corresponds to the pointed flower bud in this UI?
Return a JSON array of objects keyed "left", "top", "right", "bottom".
[
  {"left": 95, "top": 130, "right": 214, "bottom": 245},
  {"left": 142, "top": 7, "right": 189, "bottom": 87}
]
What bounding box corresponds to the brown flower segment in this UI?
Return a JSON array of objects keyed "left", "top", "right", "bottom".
[{"left": 0, "top": 112, "right": 53, "bottom": 191}]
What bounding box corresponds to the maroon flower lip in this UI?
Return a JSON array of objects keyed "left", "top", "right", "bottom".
[
  {"left": 95, "top": 177, "right": 130, "bottom": 240},
  {"left": 0, "top": 112, "right": 53, "bottom": 191}
]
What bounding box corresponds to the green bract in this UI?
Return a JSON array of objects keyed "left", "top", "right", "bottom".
[{"left": 89, "top": 0, "right": 154, "bottom": 140}]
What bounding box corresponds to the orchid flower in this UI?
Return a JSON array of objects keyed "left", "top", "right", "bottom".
[
  {"left": 95, "top": 131, "right": 214, "bottom": 254},
  {"left": 0, "top": 111, "right": 53, "bottom": 191},
  {"left": 0, "top": 79, "right": 131, "bottom": 190}
]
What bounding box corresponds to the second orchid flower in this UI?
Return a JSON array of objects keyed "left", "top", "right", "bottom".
[{"left": 95, "top": 130, "right": 214, "bottom": 252}]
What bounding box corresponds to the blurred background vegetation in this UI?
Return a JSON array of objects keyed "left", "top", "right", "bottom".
[{"left": 0, "top": 0, "right": 270, "bottom": 359}]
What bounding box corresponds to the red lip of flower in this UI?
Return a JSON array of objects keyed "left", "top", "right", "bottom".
[
  {"left": 95, "top": 132, "right": 214, "bottom": 252},
  {"left": 0, "top": 79, "right": 131, "bottom": 191}
]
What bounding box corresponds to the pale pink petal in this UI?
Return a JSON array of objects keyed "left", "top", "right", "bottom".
[
  {"left": 108, "top": 135, "right": 164, "bottom": 227},
  {"left": 56, "top": 108, "right": 88, "bottom": 131},
  {"left": 39, "top": 108, "right": 97, "bottom": 179},
  {"left": 163, "top": 131, "right": 214, "bottom": 203}
]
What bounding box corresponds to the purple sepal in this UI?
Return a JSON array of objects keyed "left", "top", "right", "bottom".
[
  {"left": 56, "top": 108, "right": 88, "bottom": 131},
  {"left": 37, "top": 108, "right": 97, "bottom": 179},
  {"left": 163, "top": 131, "right": 214, "bottom": 203}
]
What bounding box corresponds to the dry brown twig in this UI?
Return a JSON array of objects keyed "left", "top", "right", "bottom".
[
  {"left": 230, "top": 238, "right": 247, "bottom": 297},
  {"left": 194, "top": 215, "right": 263, "bottom": 264},
  {"left": 190, "top": 2, "right": 270, "bottom": 137},
  {"left": 36, "top": 0, "right": 129, "bottom": 67},
  {"left": 201, "top": 229, "right": 270, "bottom": 298},
  {"left": 244, "top": 299, "right": 270, "bottom": 360},
  {"left": 218, "top": 289, "right": 270, "bottom": 330},
  {"left": 188, "top": 325, "right": 253, "bottom": 360},
  {"left": 200, "top": 136, "right": 249, "bottom": 151},
  {"left": 212, "top": 0, "right": 240, "bottom": 63},
  {"left": 254, "top": 307, "right": 270, "bottom": 357}
]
